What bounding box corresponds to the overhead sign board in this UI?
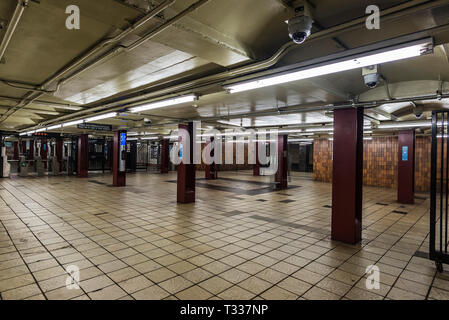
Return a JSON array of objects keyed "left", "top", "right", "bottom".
[{"left": 77, "top": 123, "right": 112, "bottom": 131}]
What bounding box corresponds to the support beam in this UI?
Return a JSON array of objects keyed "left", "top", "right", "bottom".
[
  {"left": 205, "top": 137, "right": 217, "bottom": 180},
  {"left": 177, "top": 122, "right": 196, "bottom": 203},
  {"left": 160, "top": 139, "right": 170, "bottom": 174},
  {"left": 13, "top": 141, "right": 18, "bottom": 160},
  {"left": 398, "top": 130, "right": 415, "bottom": 204},
  {"left": 332, "top": 108, "right": 364, "bottom": 244},
  {"left": 56, "top": 138, "right": 63, "bottom": 173},
  {"left": 41, "top": 139, "right": 48, "bottom": 169},
  {"left": 253, "top": 142, "right": 260, "bottom": 176},
  {"left": 29, "top": 140, "right": 34, "bottom": 165},
  {"left": 77, "top": 134, "right": 88, "bottom": 178},
  {"left": 113, "top": 130, "right": 127, "bottom": 187},
  {"left": 275, "top": 135, "right": 288, "bottom": 189}
]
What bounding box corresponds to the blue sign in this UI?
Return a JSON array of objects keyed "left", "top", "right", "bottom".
[
  {"left": 402, "top": 146, "right": 408, "bottom": 161},
  {"left": 179, "top": 144, "right": 183, "bottom": 159},
  {"left": 120, "top": 133, "right": 126, "bottom": 146}
]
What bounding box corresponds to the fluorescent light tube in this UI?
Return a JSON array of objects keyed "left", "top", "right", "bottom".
[
  {"left": 377, "top": 121, "right": 431, "bottom": 129},
  {"left": 85, "top": 112, "right": 117, "bottom": 122},
  {"left": 225, "top": 39, "right": 431, "bottom": 93},
  {"left": 130, "top": 95, "right": 197, "bottom": 113},
  {"left": 141, "top": 137, "right": 158, "bottom": 140},
  {"left": 19, "top": 132, "right": 27, "bottom": 136},
  {"left": 47, "top": 124, "right": 62, "bottom": 130},
  {"left": 35, "top": 128, "right": 47, "bottom": 133},
  {"left": 62, "top": 120, "right": 84, "bottom": 127}
]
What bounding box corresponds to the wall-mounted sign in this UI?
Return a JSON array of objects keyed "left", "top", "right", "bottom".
[
  {"left": 77, "top": 123, "right": 112, "bottom": 131},
  {"left": 120, "top": 132, "right": 127, "bottom": 146},
  {"left": 402, "top": 146, "right": 408, "bottom": 161}
]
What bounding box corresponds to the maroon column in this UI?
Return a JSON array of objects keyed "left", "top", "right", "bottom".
[
  {"left": 332, "top": 108, "right": 364, "bottom": 244},
  {"left": 275, "top": 135, "right": 288, "bottom": 189},
  {"left": 21, "top": 140, "right": 27, "bottom": 156},
  {"left": 13, "top": 141, "right": 19, "bottom": 160},
  {"left": 56, "top": 138, "right": 63, "bottom": 173},
  {"left": 29, "top": 140, "right": 34, "bottom": 165},
  {"left": 253, "top": 142, "right": 260, "bottom": 176},
  {"left": 398, "top": 130, "right": 415, "bottom": 204},
  {"left": 77, "top": 134, "right": 88, "bottom": 178},
  {"left": 205, "top": 137, "right": 217, "bottom": 180},
  {"left": 113, "top": 130, "right": 126, "bottom": 187},
  {"left": 160, "top": 139, "right": 169, "bottom": 174},
  {"left": 177, "top": 122, "right": 196, "bottom": 203},
  {"left": 41, "top": 139, "right": 48, "bottom": 169}
]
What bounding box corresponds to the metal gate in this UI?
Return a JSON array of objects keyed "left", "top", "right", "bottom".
[{"left": 430, "top": 110, "right": 449, "bottom": 271}]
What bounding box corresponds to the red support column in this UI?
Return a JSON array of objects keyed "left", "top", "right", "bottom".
[
  {"left": 205, "top": 137, "right": 217, "bottom": 180},
  {"left": 177, "top": 122, "right": 196, "bottom": 203},
  {"left": 56, "top": 138, "right": 63, "bottom": 173},
  {"left": 29, "top": 140, "right": 34, "bottom": 165},
  {"left": 41, "top": 139, "right": 48, "bottom": 169},
  {"left": 21, "top": 140, "right": 27, "bottom": 156},
  {"left": 253, "top": 142, "right": 260, "bottom": 176},
  {"left": 275, "top": 135, "right": 288, "bottom": 189},
  {"left": 332, "top": 108, "right": 364, "bottom": 244},
  {"left": 398, "top": 130, "right": 415, "bottom": 204},
  {"left": 113, "top": 131, "right": 126, "bottom": 187},
  {"left": 13, "top": 141, "right": 19, "bottom": 160},
  {"left": 77, "top": 134, "right": 88, "bottom": 178},
  {"left": 160, "top": 139, "right": 169, "bottom": 174}
]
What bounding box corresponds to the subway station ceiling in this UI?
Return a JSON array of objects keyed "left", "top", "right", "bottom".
[{"left": 1, "top": 0, "right": 449, "bottom": 138}]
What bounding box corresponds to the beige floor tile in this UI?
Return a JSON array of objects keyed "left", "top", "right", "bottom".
[
  {"left": 79, "top": 275, "right": 114, "bottom": 293},
  {"left": 46, "top": 286, "right": 85, "bottom": 300},
  {"left": 302, "top": 286, "right": 340, "bottom": 300},
  {"left": 176, "top": 285, "right": 213, "bottom": 300},
  {"left": 218, "top": 285, "right": 256, "bottom": 300},
  {"left": 0, "top": 273, "right": 35, "bottom": 292},
  {"left": 277, "top": 277, "right": 312, "bottom": 296},
  {"left": 220, "top": 268, "right": 251, "bottom": 284},
  {"left": 88, "top": 284, "right": 127, "bottom": 300},
  {"left": 118, "top": 275, "right": 153, "bottom": 294},
  {"left": 182, "top": 268, "right": 213, "bottom": 283},
  {"left": 344, "top": 287, "right": 383, "bottom": 300},
  {"left": 387, "top": 287, "right": 425, "bottom": 300},
  {"left": 199, "top": 276, "right": 233, "bottom": 295},
  {"left": 108, "top": 266, "right": 140, "bottom": 283},
  {"left": 145, "top": 267, "right": 177, "bottom": 283},
  {"left": 2, "top": 283, "right": 42, "bottom": 300},
  {"left": 159, "top": 276, "right": 193, "bottom": 294},
  {"left": 260, "top": 286, "right": 299, "bottom": 300},
  {"left": 132, "top": 285, "right": 170, "bottom": 300}
]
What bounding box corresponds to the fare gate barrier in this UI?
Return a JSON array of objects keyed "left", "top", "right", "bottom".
[{"left": 430, "top": 111, "right": 449, "bottom": 272}]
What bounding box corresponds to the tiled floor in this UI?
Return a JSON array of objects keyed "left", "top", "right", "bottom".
[{"left": 0, "top": 170, "right": 448, "bottom": 300}]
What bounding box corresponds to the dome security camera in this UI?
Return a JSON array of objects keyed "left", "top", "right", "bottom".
[
  {"left": 362, "top": 65, "right": 380, "bottom": 89},
  {"left": 288, "top": 15, "right": 313, "bottom": 44},
  {"left": 286, "top": 1, "right": 314, "bottom": 45}
]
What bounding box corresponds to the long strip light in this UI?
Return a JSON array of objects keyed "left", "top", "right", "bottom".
[
  {"left": 85, "top": 112, "right": 117, "bottom": 122},
  {"left": 129, "top": 95, "right": 197, "bottom": 113},
  {"left": 224, "top": 39, "right": 432, "bottom": 93},
  {"left": 62, "top": 119, "right": 84, "bottom": 127},
  {"left": 377, "top": 121, "right": 431, "bottom": 129}
]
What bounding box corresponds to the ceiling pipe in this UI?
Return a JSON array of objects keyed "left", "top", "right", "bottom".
[
  {"left": 67, "top": 0, "right": 449, "bottom": 110},
  {"left": 12, "top": 0, "right": 449, "bottom": 130},
  {"left": 0, "top": 0, "right": 29, "bottom": 62},
  {"left": 0, "top": 0, "right": 176, "bottom": 123},
  {"left": 125, "top": 92, "right": 449, "bottom": 130}
]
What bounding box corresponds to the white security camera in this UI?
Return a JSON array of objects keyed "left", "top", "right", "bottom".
[
  {"left": 287, "top": 1, "right": 314, "bottom": 45},
  {"left": 362, "top": 65, "right": 380, "bottom": 89}
]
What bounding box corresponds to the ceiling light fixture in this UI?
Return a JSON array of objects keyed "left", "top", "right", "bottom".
[
  {"left": 62, "top": 120, "right": 84, "bottom": 127},
  {"left": 224, "top": 38, "right": 432, "bottom": 93},
  {"left": 129, "top": 95, "right": 197, "bottom": 113},
  {"left": 84, "top": 112, "right": 118, "bottom": 122}
]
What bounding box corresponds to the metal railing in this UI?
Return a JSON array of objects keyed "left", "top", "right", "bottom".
[{"left": 430, "top": 111, "right": 449, "bottom": 272}]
